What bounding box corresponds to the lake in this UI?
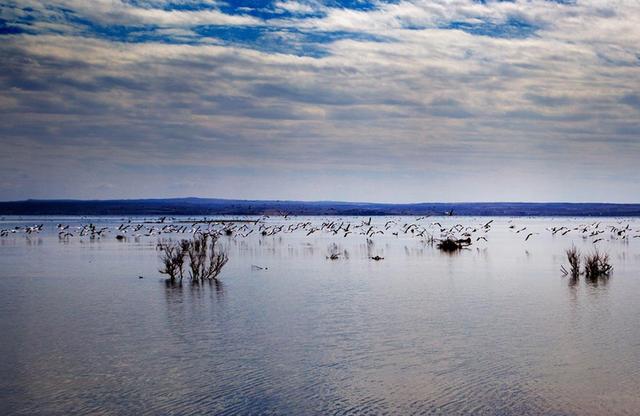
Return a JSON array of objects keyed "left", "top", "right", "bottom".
[{"left": 1, "top": 216, "right": 639, "bottom": 415}]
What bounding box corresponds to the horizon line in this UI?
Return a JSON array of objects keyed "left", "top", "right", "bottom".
[{"left": 3, "top": 197, "right": 640, "bottom": 205}]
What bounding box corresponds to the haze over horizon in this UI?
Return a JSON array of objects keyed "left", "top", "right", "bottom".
[{"left": 1, "top": 0, "right": 639, "bottom": 203}]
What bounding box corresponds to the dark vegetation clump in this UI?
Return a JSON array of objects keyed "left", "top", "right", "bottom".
[
  {"left": 583, "top": 251, "right": 612, "bottom": 280},
  {"left": 561, "top": 247, "right": 612, "bottom": 282},
  {"left": 437, "top": 237, "right": 471, "bottom": 252},
  {"left": 560, "top": 246, "right": 581, "bottom": 279},
  {"left": 158, "top": 233, "right": 228, "bottom": 284},
  {"left": 158, "top": 240, "right": 185, "bottom": 281}
]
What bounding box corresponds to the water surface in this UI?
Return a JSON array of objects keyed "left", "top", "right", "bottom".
[{"left": 1, "top": 216, "right": 639, "bottom": 415}]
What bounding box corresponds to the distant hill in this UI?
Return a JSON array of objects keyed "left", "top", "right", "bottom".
[{"left": 1, "top": 198, "right": 640, "bottom": 216}]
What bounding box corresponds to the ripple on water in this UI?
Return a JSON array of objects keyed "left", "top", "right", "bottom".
[{"left": 2, "top": 216, "right": 640, "bottom": 415}]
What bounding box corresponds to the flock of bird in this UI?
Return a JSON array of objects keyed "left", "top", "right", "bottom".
[
  {"left": 1, "top": 216, "right": 639, "bottom": 246},
  {"left": 0, "top": 224, "right": 44, "bottom": 236}
]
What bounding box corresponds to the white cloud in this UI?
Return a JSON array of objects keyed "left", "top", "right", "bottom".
[
  {"left": 4, "top": 0, "right": 262, "bottom": 27},
  {"left": 0, "top": 0, "right": 639, "bottom": 201},
  {"left": 274, "top": 1, "right": 320, "bottom": 15}
]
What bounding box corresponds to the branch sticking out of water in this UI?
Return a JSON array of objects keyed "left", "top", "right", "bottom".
[
  {"left": 561, "top": 246, "right": 612, "bottom": 282},
  {"left": 158, "top": 233, "right": 228, "bottom": 283},
  {"left": 561, "top": 246, "right": 581, "bottom": 279},
  {"left": 158, "top": 241, "right": 185, "bottom": 282},
  {"left": 437, "top": 238, "right": 471, "bottom": 252},
  {"left": 584, "top": 250, "right": 612, "bottom": 280}
]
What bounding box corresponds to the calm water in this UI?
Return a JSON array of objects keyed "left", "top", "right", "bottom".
[{"left": 1, "top": 216, "right": 640, "bottom": 415}]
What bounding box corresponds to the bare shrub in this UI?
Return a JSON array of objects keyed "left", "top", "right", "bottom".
[
  {"left": 584, "top": 250, "right": 612, "bottom": 280},
  {"left": 158, "top": 240, "right": 185, "bottom": 283},
  {"left": 561, "top": 246, "right": 581, "bottom": 278},
  {"left": 437, "top": 237, "right": 471, "bottom": 252},
  {"left": 158, "top": 234, "right": 228, "bottom": 283},
  {"left": 560, "top": 247, "right": 612, "bottom": 282},
  {"left": 186, "top": 233, "right": 229, "bottom": 282}
]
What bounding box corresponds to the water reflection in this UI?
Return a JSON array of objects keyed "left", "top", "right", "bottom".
[
  {"left": 164, "top": 278, "right": 224, "bottom": 299},
  {"left": 584, "top": 273, "right": 610, "bottom": 288},
  {"left": 568, "top": 274, "right": 580, "bottom": 287},
  {"left": 25, "top": 237, "right": 43, "bottom": 246}
]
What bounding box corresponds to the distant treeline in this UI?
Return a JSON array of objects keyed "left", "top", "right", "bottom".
[{"left": 2, "top": 198, "right": 640, "bottom": 217}]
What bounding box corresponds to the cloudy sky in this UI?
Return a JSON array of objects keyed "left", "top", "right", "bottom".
[{"left": 1, "top": 0, "right": 639, "bottom": 202}]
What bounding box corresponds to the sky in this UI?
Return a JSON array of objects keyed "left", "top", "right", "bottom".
[{"left": 0, "top": 0, "right": 639, "bottom": 203}]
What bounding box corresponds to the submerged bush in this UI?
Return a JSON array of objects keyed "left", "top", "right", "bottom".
[
  {"left": 186, "top": 233, "right": 228, "bottom": 281},
  {"left": 437, "top": 237, "right": 471, "bottom": 252},
  {"left": 583, "top": 250, "right": 612, "bottom": 280},
  {"left": 561, "top": 247, "right": 612, "bottom": 282},
  {"left": 158, "top": 233, "right": 228, "bottom": 283},
  {"left": 560, "top": 246, "right": 581, "bottom": 279},
  {"left": 158, "top": 240, "right": 185, "bottom": 282}
]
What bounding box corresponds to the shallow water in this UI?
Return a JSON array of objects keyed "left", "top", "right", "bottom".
[{"left": 1, "top": 216, "right": 639, "bottom": 415}]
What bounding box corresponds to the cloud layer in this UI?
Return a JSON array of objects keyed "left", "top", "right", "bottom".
[{"left": 1, "top": 0, "right": 639, "bottom": 202}]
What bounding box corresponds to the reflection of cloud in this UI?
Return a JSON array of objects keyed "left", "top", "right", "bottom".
[{"left": 0, "top": 1, "right": 639, "bottom": 201}]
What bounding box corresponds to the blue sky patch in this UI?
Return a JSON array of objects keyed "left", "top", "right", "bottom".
[
  {"left": 194, "top": 25, "right": 389, "bottom": 57},
  {"left": 0, "top": 1, "right": 553, "bottom": 52},
  {"left": 446, "top": 17, "right": 538, "bottom": 38}
]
